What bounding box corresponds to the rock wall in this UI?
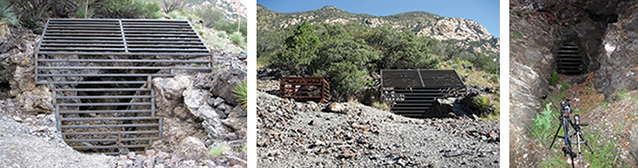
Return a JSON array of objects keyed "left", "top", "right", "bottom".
[
  {"left": 594, "top": 1, "right": 638, "bottom": 99},
  {"left": 509, "top": 6, "right": 560, "bottom": 165}
]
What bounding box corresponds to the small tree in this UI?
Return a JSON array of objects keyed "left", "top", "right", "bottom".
[{"left": 276, "top": 20, "right": 321, "bottom": 76}]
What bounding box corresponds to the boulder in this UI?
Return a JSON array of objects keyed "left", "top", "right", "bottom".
[{"left": 175, "top": 137, "right": 209, "bottom": 160}]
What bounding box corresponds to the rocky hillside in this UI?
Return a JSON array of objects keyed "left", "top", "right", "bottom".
[
  {"left": 257, "top": 5, "right": 499, "bottom": 58},
  {"left": 256, "top": 90, "right": 499, "bottom": 167}
]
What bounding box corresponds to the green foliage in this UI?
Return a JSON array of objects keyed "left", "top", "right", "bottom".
[
  {"left": 584, "top": 132, "right": 621, "bottom": 167},
  {"left": 216, "top": 21, "right": 247, "bottom": 36},
  {"left": 229, "top": 31, "right": 245, "bottom": 47},
  {"left": 275, "top": 20, "right": 321, "bottom": 76},
  {"left": 559, "top": 81, "right": 569, "bottom": 91},
  {"left": 159, "top": 0, "right": 184, "bottom": 13},
  {"left": 85, "top": 0, "right": 161, "bottom": 19},
  {"left": 233, "top": 79, "right": 247, "bottom": 109},
  {"left": 472, "top": 95, "right": 490, "bottom": 109},
  {"left": 193, "top": 3, "right": 226, "bottom": 28},
  {"left": 0, "top": 0, "right": 17, "bottom": 26},
  {"left": 617, "top": 89, "right": 629, "bottom": 100},
  {"left": 372, "top": 101, "right": 389, "bottom": 110},
  {"left": 549, "top": 70, "right": 560, "bottom": 85},
  {"left": 531, "top": 102, "right": 556, "bottom": 142},
  {"left": 366, "top": 26, "right": 440, "bottom": 71},
  {"left": 209, "top": 144, "right": 230, "bottom": 157}
]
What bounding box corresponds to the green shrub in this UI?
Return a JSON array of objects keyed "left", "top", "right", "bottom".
[
  {"left": 216, "top": 21, "right": 247, "bottom": 37},
  {"left": 233, "top": 79, "right": 247, "bottom": 109},
  {"left": 209, "top": 143, "right": 230, "bottom": 157},
  {"left": 559, "top": 80, "right": 569, "bottom": 91},
  {"left": 0, "top": 0, "right": 18, "bottom": 26},
  {"left": 472, "top": 95, "right": 490, "bottom": 109},
  {"left": 531, "top": 102, "right": 556, "bottom": 142},
  {"left": 549, "top": 70, "right": 560, "bottom": 85},
  {"left": 229, "top": 31, "right": 245, "bottom": 47},
  {"left": 192, "top": 3, "right": 226, "bottom": 28},
  {"left": 372, "top": 101, "right": 389, "bottom": 110},
  {"left": 89, "top": 0, "right": 162, "bottom": 19}
]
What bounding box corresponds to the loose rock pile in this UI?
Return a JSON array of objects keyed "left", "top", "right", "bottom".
[{"left": 257, "top": 92, "right": 499, "bottom": 167}]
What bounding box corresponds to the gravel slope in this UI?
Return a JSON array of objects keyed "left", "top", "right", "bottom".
[
  {"left": 0, "top": 114, "right": 114, "bottom": 168},
  {"left": 257, "top": 92, "right": 499, "bottom": 167}
]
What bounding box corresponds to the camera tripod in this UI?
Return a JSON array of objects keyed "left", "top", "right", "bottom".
[{"left": 549, "top": 101, "right": 593, "bottom": 168}]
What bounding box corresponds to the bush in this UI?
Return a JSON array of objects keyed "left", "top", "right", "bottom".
[
  {"left": 192, "top": 3, "right": 226, "bottom": 28},
  {"left": 531, "top": 102, "right": 556, "bottom": 142},
  {"left": 160, "top": 0, "right": 184, "bottom": 13},
  {"left": 0, "top": 0, "right": 18, "bottom": 26},
  {"left": 473, "top": 95, "right": 490, "bottom": 109},
  {"left": 549, "top": 70, "right": 559, "bottom": 85},
  {"left": 229, "top": 31, "right": 245, "bottom": 47},
  {"left": 216, "top": 21, "right": 247, "bottom": 36},
  {"left": 559, "top": 80, "right": 569, "bottom": 91},
  {"left": 233, "top": 79, "right": 247, "bottom": 109}
]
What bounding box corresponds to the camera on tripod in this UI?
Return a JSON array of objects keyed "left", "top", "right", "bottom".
[
  {"left": 550, "top": 99, "right": 593, "bottom": 168},
  {"left": 560, "top": 101, "right": 571, "bottom": 117}
]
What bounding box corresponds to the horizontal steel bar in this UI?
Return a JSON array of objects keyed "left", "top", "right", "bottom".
[
  {"left": 126, "top": 44, "right": 205, "bottom": 48},
  {"left": 45, "top": 33, "right": 122, "bottom": 37},
  {"left": 36, "top": 58, "right": 209, "bottom": 63},
  {"left": 38, "top": 66, "right": 209, "bottom": 70},
  {"left": 125, "top": 41, "right": 203, "bottom": 44},
  {"left": 46, "top": 30, "right": 122, "bottom": 33},
  {"left": 70, "top": 145, "right": 149, "bottom": 150},
  {"left": 61, "top": 116, "right": 159, "bottom": 121},
  {"left": 61, "top": 123, "right": 159, "bottom": 128},
  {"left": 57, "top": 102, "right": 151, "bottom": 106},
  {"left": 38, "top": 51, "right": 211, "bottom": 56},
  {"left": 40, "top": 43, "right": 124, "bottom": 47},
  {"left": 40, "top": 47, "right": 125, "bottom": 51},
  {"left": 127, "top": 48, "right": 208, "bottom": 52},
  {"left": 57, "top": 95, "right": 151, "bottom": 99},
  {"left": 60, "top": 110, "right": 152, "bottom": 114},
  {"left": 124, "top": 34, "right": 198, "bottom": 38},
  {"left": 40, "top": 81, "right": 147, "bottom": 84},
  {"left": 43, "top": 36, "right": 122, "bottom": 40},
  {"left": 62, "top": 130, "right": 158, "bottom": 135},
  {"left": 37, "top": 73, "right": 171, "bottom": 77},
  {"left": 65, "top": 137, "right": 158, "bottom": 143},
  {"left": 46, "top": 27, "right": 121, "bottom": 30},
  {"left": 55, "top": 88, "right": 150, "bottom": 92},
  {"left": 42, "top": 40, "right": 124, "bottom": 44}
]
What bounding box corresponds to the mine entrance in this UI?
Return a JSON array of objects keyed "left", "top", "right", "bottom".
[
  {"left": 556, "top": 44, "right": 586, "bottom": 75},
  {"left": 35, "top": 18, "right": 211, "bottom": 155},
  {"left": 381, "top": 69, "right": 465, "bottom": 118}
]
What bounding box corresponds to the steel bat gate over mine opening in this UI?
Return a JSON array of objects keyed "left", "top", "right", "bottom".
[
  {"left": 381, "top": 69, "right": 465, "bottom": 118},
  {"left": 35, "top": 18, "right": 212, "bottom": 155}
]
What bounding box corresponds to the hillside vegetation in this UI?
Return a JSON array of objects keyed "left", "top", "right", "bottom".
[
  {"left": 0, "top": 0, "right": 246, "bottom": 51},
  {"left": 258, "top": 5, "right": 500, "bottom": 105}
]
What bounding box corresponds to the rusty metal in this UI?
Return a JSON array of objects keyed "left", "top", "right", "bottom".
[
  {"left": 381, "top": 69, "right": 465, "bottom": 118},
  {"left": 280, "top": 76, "right": 331, "bottom": 104},
  {"left": 556, "top": 45, "right": 585, "bottom": 74},
  {"left": 35, "top": 18, "right": 213, "bottom": 155}
]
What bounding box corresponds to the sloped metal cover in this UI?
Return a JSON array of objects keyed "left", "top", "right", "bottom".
[
  {"left": 38, "top": 18, "right": 210, "bottom": 56},
  {"left": 381, "top": 69, "right": 464, "bottom": 88}
]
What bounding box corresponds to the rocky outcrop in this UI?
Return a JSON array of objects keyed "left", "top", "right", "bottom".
[
  {"left": 417, "top": 18, "right": 492, "bottom": 42},
  {"left": 593, "top": 1, "right": 638, "bottom": 99}
]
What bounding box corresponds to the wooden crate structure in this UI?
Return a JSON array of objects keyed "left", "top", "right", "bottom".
[{"left": 280, "top": 76, "right": 330, "bottom": 103}]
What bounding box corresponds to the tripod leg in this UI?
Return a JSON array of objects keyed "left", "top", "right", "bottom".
[
  {"left": 578, "top": 132, "right": 594, "bottom": 154},
  {"left": 549, "top": 125, "right": 562, "bottom": 149}
]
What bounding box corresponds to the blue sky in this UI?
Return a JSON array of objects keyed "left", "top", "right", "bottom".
[{"left": 258, "top": 0, "right": 500, "bottom": 38}]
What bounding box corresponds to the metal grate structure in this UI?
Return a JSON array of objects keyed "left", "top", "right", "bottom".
[
  {"left": 35, "top": 18, "right": 211, "bottom": 155},
  {"left": 280, "top": 76, "right": 330, "bottom": 104},
  {"left": 556, "top": 45, "right": 585, "bottom": 75},
  {"left": 381, "top": 69, "right": 465, "bottom": 118}
]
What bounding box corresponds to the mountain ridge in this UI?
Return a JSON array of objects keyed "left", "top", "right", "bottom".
[{"left": 257, "top": 4, "right": 499, "bottom": 56}]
